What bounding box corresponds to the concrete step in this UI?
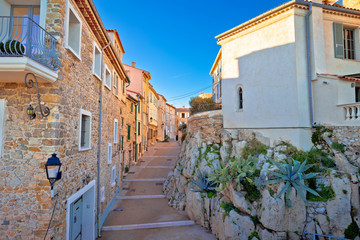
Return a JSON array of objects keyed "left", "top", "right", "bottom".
[
  {"left": 116, "top": 195, "right": 166, "bottom": 200},
  {"left": 122, "top": 178, "right": 166, "bottom": 182},
  {"left": 132, "top": 166, "right": 173, "bottom": 169},
  {"left": 102, "top": 220, "right": 195, "bottom": 231}
]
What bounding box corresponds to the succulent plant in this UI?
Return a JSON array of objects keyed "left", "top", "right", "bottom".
[
  {"left": 209, "top": 157, "right": 257, "bottom": 191},
  {"left": 267, "top": 158, "right": 320, "bottom": 207},
  {"left": 190, "top": 171, "right": 216, "bottom": 193}
]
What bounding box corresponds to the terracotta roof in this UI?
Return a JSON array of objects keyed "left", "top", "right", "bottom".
[
  {"left": 318, "top": 73, "right": 360, "bottom": 82},
  {"left": 176, "top": 108, "right": 190, "bottom": 112}
]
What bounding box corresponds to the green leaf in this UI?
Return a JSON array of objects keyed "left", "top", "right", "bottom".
[{"left": 276, "top": 181, "right": 290, "bottom": 199}]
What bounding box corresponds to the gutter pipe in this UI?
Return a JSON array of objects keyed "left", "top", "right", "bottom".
[{"left": 97, "top": 41, "right": 112, "bottom": 238}]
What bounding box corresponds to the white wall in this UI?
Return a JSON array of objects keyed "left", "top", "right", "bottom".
[{"left": 0, "top": 0, "right": 11, "bottom": 15}]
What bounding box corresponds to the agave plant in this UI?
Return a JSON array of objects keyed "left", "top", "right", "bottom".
[
  {"left": 267, "top": 158, "right": 320, "bottom": 207},
  {"left": 208, "top": 157, "right": 258, "bottom": 191},
  {"left": 190, "top": 171, "right": 216, "bottom": 193}
]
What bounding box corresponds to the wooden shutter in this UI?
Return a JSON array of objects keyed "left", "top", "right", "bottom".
[
  {"left": 127, "top": 125, "right": 131, "bottom": 140},
  {"left": 333, "top": 22, "right": 344, "bottom": 58}
]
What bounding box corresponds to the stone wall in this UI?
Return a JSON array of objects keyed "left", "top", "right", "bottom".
[
  {"left": 165, "top": 111, "right": 359, "bottom": 240},
  {"left": 0, "top": 0, "right": 129, "bottom": 239}
]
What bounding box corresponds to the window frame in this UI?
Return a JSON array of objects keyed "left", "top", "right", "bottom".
[
  {"left": 100, "top": 186, "right": 105, "bottom": 202},
  {"left": 114, "top": 71, "right": 119, "bottom": 96},
  {"left": 343, "top": 28, "right": 355, "bottom": 60},
  {"left": 114, "top": 119, "right": 118, "bottom": 143},
  {"left": 238, "top": 87, "right": 244, "bottom": 111},
  {"left": 65, "top": 2, "right": 82, "bottom": 60},
  {"left": 0, "top": 100, "right": 5, "bottom": 157},
  {"left": 111, "top": 166, "right": 116, "bottom": 187},
  {"left": 107, "top": 143, "right": 112, "bottom": 164},
  {"left": 78, "top": 109, "right": 92, "bottom": 151},
  {"left": 104, "top": 65, "right": 111, "bottom": 90},
  {"left": 92, "top": 42, "right": 102, "bottom": 80}
]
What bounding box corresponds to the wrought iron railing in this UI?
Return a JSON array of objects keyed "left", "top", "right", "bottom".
[
  {"left": 304, "top": 232, "right": 350, "bottom": 240},
  {"left": 0, "top": 16, "right": 61, "bottom": 71}
]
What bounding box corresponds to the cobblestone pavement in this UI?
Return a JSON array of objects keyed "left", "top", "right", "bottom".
[{"left": 99, "top": 141, "right": 216, "bottom": 240}]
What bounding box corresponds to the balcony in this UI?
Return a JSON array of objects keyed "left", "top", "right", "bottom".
[{"left": 0, "top": 16, "right": 61, "bottom": 83}]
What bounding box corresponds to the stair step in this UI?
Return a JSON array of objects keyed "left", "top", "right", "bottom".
[
  {"left": 132, "top": 166, "right": 173, "bottom": 169},
  {"left": 102, "top": 220, "right": 196, "bottom": 231},
  {"left": 122, "top": 178, "right": 167, "bottom": 182},
  {"left": 116, "top": 195, "right": 166, "bottom": 200}
]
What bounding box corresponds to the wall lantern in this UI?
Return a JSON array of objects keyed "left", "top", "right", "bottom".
[
  {"left": 150, "top": 117, "right": 153, "bottom": 121},
  {"left": 24, "top": 72, "right": 50, "bottom": 120},
  {"left": 27, "top": 105, "right": 36, "bottom": 120},
  {"left": 45, "top": 153, "right": 62, "bottom": 197}
]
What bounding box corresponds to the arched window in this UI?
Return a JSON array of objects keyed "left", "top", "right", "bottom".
[{"left": 239, "top": 87, "right": 243, "bottom": 110}]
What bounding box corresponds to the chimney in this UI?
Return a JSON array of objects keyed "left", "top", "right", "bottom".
[
  {"left": 343, "top": 0, "right": 360, "bottom": 10},
  {"left": 132, "top": 62, "right": 136, "bottom": 67}
]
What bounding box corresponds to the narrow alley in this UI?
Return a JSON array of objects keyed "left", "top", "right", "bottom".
[{"left": 99, "top": 142, "right": 216, "bottom": 240}]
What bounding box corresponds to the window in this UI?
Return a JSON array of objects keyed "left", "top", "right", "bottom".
[
  {"left": 131, "top": 103, "right": 133, "bottom": 112},
  {"left": 181, "top": 113, "right": 185, "bottom": 118},
  {"left": 356, "top": 87, "right": 360, "bottom": 102},
  {"left": 0, "top": 100, "right": 5, "bottom": 157},
  {"left": 92, "top": 42, "right": 101, "bottom": 78},
  {"left": 239, "top": 87, "right": 243, "bottom": 110},
  {"left": 79, "top": 109, "right": 91, "bottom": 151},
  {"left": 127, "top": 125, "right": 131, "bottom": 140},
  {"left": 114, "top": 119, "right": 118, "bottom": 143},
  {"left": 344, "top": 28, "right": 355, "bottom": 60},
  {"left": 217, "top": 83, "right": 221, "bottom": 99},
  {"left": 121, "top": 117, "right": 124, "bottom": 127},
  {"left": 114, "top": 73, "right": 119, "bottom": 96},
  {"left": 333, "top": 22, "right": 355, "bottom": 60},
  {"left": 138, "top": 122, "right": 140, "bottom": 135},
  {"left": 65, "top": 3, "right": 82, "bottom": 58},
  {"left": 104, "top": 66, "right": 111, "bottom": 89},
  {"left": 122, "top": 80, "right": 125, "bottom": 93},
  {"left": 107, "top": 143, "right": 112, "bottom": 164},
  {"left": 121, "top": 136, "right": 124, "bottom": 150},
  {"left": 138, "top": 103, "right": 140, "bottom": 113},
  {"left": 111, "top": 166, "right": 116, "bottom": 187},
  {"left": 100, "top": 186, "right": 105, "bottom": 202}
]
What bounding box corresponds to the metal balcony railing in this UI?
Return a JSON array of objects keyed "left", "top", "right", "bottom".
[{"left": 0, "top": 16, "right": 61, "bottom": 71}]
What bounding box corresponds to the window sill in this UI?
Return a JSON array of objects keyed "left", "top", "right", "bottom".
[
  {"left": 104, "top": 84, "right": 111, "bottom": 90},
  {"left": 335, "top": 57, "right": 360, "bottom": 62},
  {"left": 66, "top": 45, "right": 82, "bottom": 61},
  {"left": 93, "top": 73, "right": 101, "bottom": 81},
  {"left": 79, "top": 146, "right": 91, "bottom": 152}
]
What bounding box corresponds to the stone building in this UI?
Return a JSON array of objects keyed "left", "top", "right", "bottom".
[
  {"left": 124, "top": 62, "right": 151, "bottom": 153},
  {"left": 0, "top": 0, "right": 129, "bottom": 239},
  {"left": 165, "top": 103, "right": 176, "bottom": 141},
  {"left": 176, "top": 106, "right": 190, "bottom": 126},
  {"left": 148, "top": 84, "right": 159, "bottom": 145},
  {"left": 124, "top": 95, "right": 138, "bottom": 168},
  {"left": 157, "top": 94, "right": 167, "bottom": 141},
  {"left": 127, "top": 90, "right": 144, "bottom": 158},
  {"left": 213, "top": 0, "right": 360, "bottom": 150}
]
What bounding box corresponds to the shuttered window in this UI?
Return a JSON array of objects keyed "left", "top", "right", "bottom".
[
  {"left": 333, "top": 22, "right": 345, "bottom": 58},
  {"left": 79, "top": 109, "right": 91, "bottom": 151},
  {"left": 107, "top": 143, "right": 112, "bottom": 164},
  {"left": 127, "top": 125, "right": 131, "bottom": 140},
  {"left": 344, "top": 28, "right": 355, "bottom": 60}
]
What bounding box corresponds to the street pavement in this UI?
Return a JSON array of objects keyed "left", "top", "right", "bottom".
[{"left": 99, "top": 141, "right": 217, "bottom": 240}]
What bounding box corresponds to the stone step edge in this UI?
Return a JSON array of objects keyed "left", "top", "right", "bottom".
[
  {"left": 116, "top": 195, "right": 166, "bottom": 200},
  {"left": 102, "top": 220, "right": 196, "bottom": 231},
  {"left": 132, "top": 166, "right": 173, "bottom": 169},
  {"left": 122, "top": 178, "right": 167, "bottom": 182},
  {"left": 140, "top": 156, "right": 178, "bottom": 158}
]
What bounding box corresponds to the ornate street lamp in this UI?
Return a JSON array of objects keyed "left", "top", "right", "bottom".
[
  {"left": 26, "top": 105, "right": 36, "bottom": 120},
  {"left": 45, "top": 153, "right": 62, "bottom": 197}
]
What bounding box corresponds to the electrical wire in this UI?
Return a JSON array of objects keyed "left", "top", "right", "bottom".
[
  {"left": 43, "top": 193, "right": 59, "bottom": 240},
  {"left": 166, "top": 85, "right": 212, "bottom": 100}
]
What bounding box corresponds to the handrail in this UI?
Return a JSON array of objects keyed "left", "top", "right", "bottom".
[
  {"left": 0, "top": 16, "right": 61, "bottom": 71},
  {"left": 304, "top": 232, "right": 350, "bottom": 240}
]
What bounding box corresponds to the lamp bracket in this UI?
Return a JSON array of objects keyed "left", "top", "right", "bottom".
[{"left": 24, "top": 73, "right": 50, "bottom": 118}]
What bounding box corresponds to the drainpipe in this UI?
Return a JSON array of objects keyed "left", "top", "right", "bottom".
[
  {"left": 305, "top": 2, "right": 319, "bottom": 127},
  {"left": 97, "top": 41, "right": 112, "bottom": 238}
]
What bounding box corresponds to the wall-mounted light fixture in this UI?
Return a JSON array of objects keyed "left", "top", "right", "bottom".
[
  {"left": 24, "top": 73, "right": 50, "bottom": 120},
  {"left": 45, "top": 153, "right": 62, "bottom": 197}
]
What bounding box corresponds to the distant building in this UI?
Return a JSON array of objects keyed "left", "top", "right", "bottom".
[
  {"left": 176, "top": 106, "right": 190, "bottom": 126},
  {"left": 165, "top": 103, "right": 176, "bottom": 140},
  {"left": 157, "top": 95, "right": 167, "bottom": 141},
  {"left": 148, "top": 84, "right": 159, "bottom": 145},
  {"left": 198, "top": 92, "right": 213, "bottom": 99},
  {"left": 210, "top": 50, "right": 222, "bottom": 104}
]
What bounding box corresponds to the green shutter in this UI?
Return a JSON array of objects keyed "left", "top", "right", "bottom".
[
  {"left": 121, "top": 136, "right": 124, "bottom": 150},
  {"left": 127, "top": 125, "right": 131, "bottom": 140},
  {"left": 333, "top": 22, "right": 344, "bottom": 58},
  {"left": 131, "top": 103, "right": 133, "bottom": 112}
]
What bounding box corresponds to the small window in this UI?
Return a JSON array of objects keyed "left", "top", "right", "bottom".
[
  {"left": 131, "top": 103, "right": 133, "bottom": 112},
  {"left": 121, "top": 117, "right": 124, "bottom": 127},
  {"left": 66, "top": 4, "right": 82, "bottom": 58},
  {"left": 104, "top": 66, "right": 111, "bottom": 89},
  {"left": 92, "top": 42, "right": 101, "bottom": 78},
  {"left": 0, "top": 100, "right": 5, "bottom": 157},
  {"left": 122, "top": 80, "right": 125, "bottom": 93},
  {"left": 239, "top": 87, "right": 243, "bottom": 110},
  {"left": 79, "top": 109, "right": 91, "bottom": 151},
  {"left": 100, "top": 186, "right": 105, "bottom": 202},
  {"left": 114, "top": 73, "right": 119, "bottom": 96},
  {"left": 138, "top": 122, "right": 140, "bottom": 135},
  {"left": 181, "top": 113, "right": 185, "bottom": 118},
  {"left": 355, "top": 87, "right": 360, "bottom": 102},
  {"left": 107, "top": 143, "right": 112, "bottom": 164},
  {"left": 121, "top": 136, "right": 124, "bottom": 150},
  {"left": 127, "top": 125, "right": 131, "bottom": 140},
  {"left": 344, "top": 28, "right": 355, "bottom": 60},
  {"left": 114, "top": 119, "right": 118, "bottom": 143},
  {"left": 138, "top": 103, "right": 140, "bottom": 113},
  {"left": 111, "top": 166, "right": 116, "bottom": 187}
]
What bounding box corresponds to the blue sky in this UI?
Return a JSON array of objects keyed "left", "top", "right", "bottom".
[{"left": 94, "top": 0, "right": 286, "bottom": 107}]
